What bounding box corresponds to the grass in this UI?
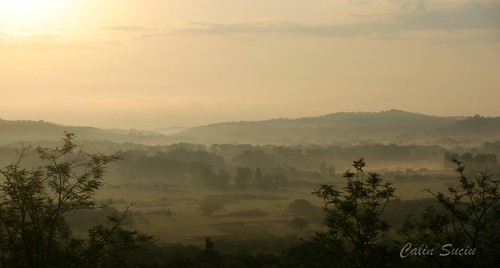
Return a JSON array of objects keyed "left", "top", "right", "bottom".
[{"left": 92, "top": 171, "right": 454, "bottom": 244}]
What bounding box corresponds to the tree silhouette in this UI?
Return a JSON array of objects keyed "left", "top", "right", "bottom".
[
  {"left": 400, "top": 158, "right": 500, "bottom": 267},
  {"left": 312, "top": 158, "right": 395, "bottom": 268},
  {"left": 0, "top": 133, "right": 151, "bottom": 267}
]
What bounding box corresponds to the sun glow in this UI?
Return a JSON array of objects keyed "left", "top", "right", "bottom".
[{"left": 0, "top": 0, "right": 75, "bottom": 30}]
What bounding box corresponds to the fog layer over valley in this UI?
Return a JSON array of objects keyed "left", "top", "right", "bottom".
[
  {"left": 1, "top": 111, "right": 499, "bottom": 267},
  {"left": 2, "top": 110, "right": 499, "bottom": 239},
  {"left": 2, "top": 110, "right": 500, "bottom": 146}
]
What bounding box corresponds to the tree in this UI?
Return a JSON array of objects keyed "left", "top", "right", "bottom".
[
  {"left": 399, "top": 158, "right": 500, "bottom": 267},
  {"left": 312, "top": 158, "right": 395, "bottom": 268},
  {"left": 287, "top": 199, "right": 317, "bottom": 215},
  {"left": 290, "top": 217, "right": 309, "bottom": 233},
  {"left": 0, "top": 133, "right": 150, "bottom": 267},
  {"left": 215, "top": 169, "right": 230, "bottom": 189},
  {"left": 319, "top": 162, "right": 327, "bottom": 176},
  {"left": 318, "top": 162, "right": 336, "bottom": 178},
  {"left": 198, "top": 166, "right": 217, "bottom": 188},
  {"left": 198, "top": 197, "right": 224, "bottom": 216},
  {"left": 253, "top": 167, "right": 265, "bottom": 189},
  {"left": 235, "top": 167, "right": 252, "bottom": 190},
  {"left": 272, "top": 173, "right": 288, "bottom": 190},
  {"left": 84, "top": 205, "right": 153, "bottom": 268},
  {"left": 196, "top": 237, "right": 221, "bottom": 267}
]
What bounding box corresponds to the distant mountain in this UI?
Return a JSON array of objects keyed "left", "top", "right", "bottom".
[
  {"left": 1, "top": 110, "right": 498, "bottom": 145},
  {"left": 153, "top": 126, "right": 188, "bottom": 135},
  {"left": 170, "top": 110, "right": 500, "bottom": 144},
  {"left": 168, "top": 110, "right": 461, "bottom": 144},
  {"left": 0, "top": 119, "right": 172, "bottom": 145}
]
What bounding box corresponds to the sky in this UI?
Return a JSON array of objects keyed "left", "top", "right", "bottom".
[{"left": 1, "top": 0, "right": 499, "bottom": 129}]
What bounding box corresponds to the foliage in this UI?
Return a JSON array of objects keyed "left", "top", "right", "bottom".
[
  {"left": 235, "top": 167, "right": 252, "bottom": 190},
  {"left": 319, "top": 162, "right": 335, "bottom": 178},
  {"left": 0, "top": 133, "right": 151, "bottom": 267},
  {"left": 198, "top": 167, "right": 231, "bottom": 189},
  {"left": 289, "top": 217, "right": 309, "bottom": 233},
  {"left": 196, "top": 237, "right": 222, "bottom": 267},
  {"left": 443, "top": 152, "right": 498, "bottom": 171},
  {"left": 399, "top": 158, "right": 500, "bottom": 267},
  {"left": 312, "top": 158, "right": 396, "bottom": 267},
  {"left": 253, "top": 167, "right": 288, "bottom": 191},
  {"left": 286, "top": 199, "right": 318, "bottom": 215},
  {"left": 198, "top": 197, "right": 225, "bottom": 216},
  {"left": 283, "top": 240, "right": 345, "bottom": 268}
]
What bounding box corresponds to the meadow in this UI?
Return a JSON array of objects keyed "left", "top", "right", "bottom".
[{"left": 84, "top": 166, "right": 458, "bottom": 247}]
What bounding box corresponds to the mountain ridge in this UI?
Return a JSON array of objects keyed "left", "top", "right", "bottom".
[
  {"left": 1, "top": 110, "right": 497, "bottom": 145},
  {"left": 173, "top": 109, "right": 465, "bottom": 144}
]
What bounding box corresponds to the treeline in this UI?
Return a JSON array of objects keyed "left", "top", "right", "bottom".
[
  {"left": 113, "top": 142, "right": 500, "bottom": 188},
  {"left": 117, "top": 143, "right": 448, "bottom": 173},
  {"left": 443, "top": 152, "right": 499, "bottom": 171}
]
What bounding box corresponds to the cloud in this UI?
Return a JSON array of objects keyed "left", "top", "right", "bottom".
[
  {"left": 102, "top": 26, "right": 158, "bottom": 32},
  {"left": 187, "top": 2, "right": 498, "bottom": 34},
  {"left": 149, "top": 1, "right": 498, "bottom": 46},
  {"left": 6, "top": 1, "right": 498, "bottom": 49},
  {"left": 61, "top": 41, "right": 122, "bottom": 50},
  {"left": 101, "top": 25, "right": 169, "bottom": 39},
  {"left": 393, "top": 1, "right": 500, "bottom": 31},
  {"left": 0, "top": 31, "right": 61, "bottom": 40},
  {"left": 172, "top": 21, "right": 369, "bottom": 37}
]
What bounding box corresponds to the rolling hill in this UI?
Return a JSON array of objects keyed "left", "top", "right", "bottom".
[
  {"left": 2, "top": 110, "right": 499, "bottom": 145},
  {"left": 0, "top": 119, "right": 171, "bottom": 145},
  {"left": 170, "top": 110, "right": 467, "bottom": 144}
]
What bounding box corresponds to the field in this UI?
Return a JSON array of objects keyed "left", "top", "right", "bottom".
[
  {"left": 93, "top": 179, "right": 322, "bottom": 245},
  {"left": 88, "top": 169, "right": 457, "bottom": 246}
]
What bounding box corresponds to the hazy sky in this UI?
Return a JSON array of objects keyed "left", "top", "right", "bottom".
[{"left": 1, "top": 0, "right": 499, "bottom": 129}]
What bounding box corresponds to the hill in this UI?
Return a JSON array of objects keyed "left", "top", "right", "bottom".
[
  {"left": 0, "top": 119, "right": 172, "bottom": 145},
  {"left": 2, "top": 110, "right": 499, "bottom": 145},
  {"left": 171, "top": 110, "right": 469, "bottom": 144}
]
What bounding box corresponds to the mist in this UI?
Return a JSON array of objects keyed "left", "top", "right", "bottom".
[{"left": 1, "top": 0, "right": 499, "bottom": 267}]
